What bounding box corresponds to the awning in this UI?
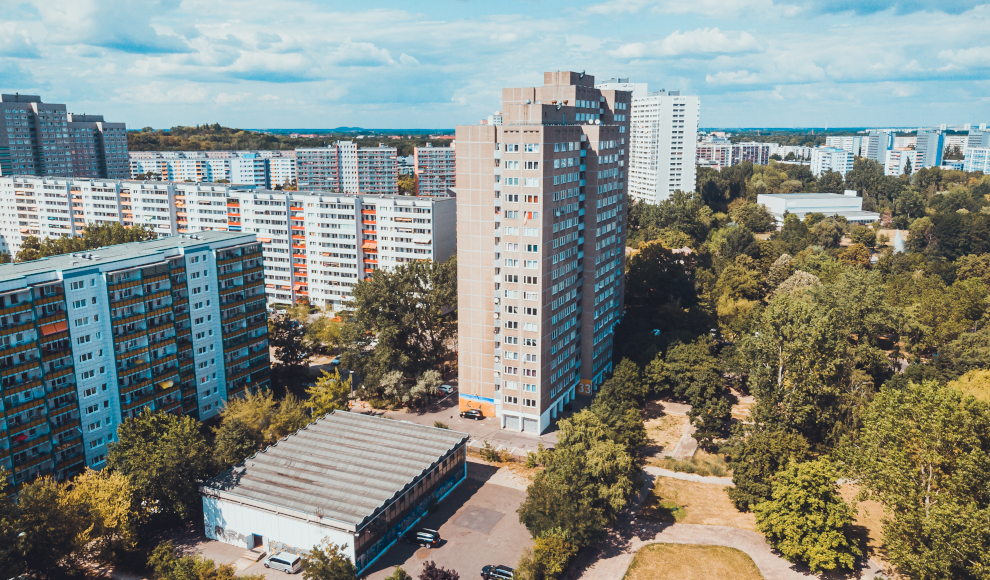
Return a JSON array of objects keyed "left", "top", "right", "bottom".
[
  {"left": 258, "top": 238, "right": 272, "bottom": 243},
  {"left": 40, "top": 321, "right": 68, "bottom": 336},
  {"left": 159, "top": 380, "right": 174, "bottom": 389},
  {"left": 361, "top": 242, "right": 377, "bottom": 249},
  {"left": 19, "top": 227, "right": 29, "bottom": 233},
  {"left": 294, "top": 284, "right": 305, "bottom": 290}
]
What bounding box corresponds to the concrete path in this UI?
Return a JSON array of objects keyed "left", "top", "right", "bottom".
[
  {"left": 665, "top": 422, "right": 699, "bottom": 459},
  {"left": 568, "top": 469, "right": 888, "bottom": 580},
  {"left": 644, "top": 465, "right": 735, "bottom": 487}
]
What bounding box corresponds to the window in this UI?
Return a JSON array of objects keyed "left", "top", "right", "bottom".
[
  {"left": 503, "top": 243, "right": 519, "bottom": 251},
  {"left": 74, "top": 317, "right": 89, "bottom": 327},
  {"left": 89, "top": 437, "right": 104, "bottom": 448},
  {"left": 504, "top": 321, "right": 518, "bottom": 329},
  {"left": 524, "top": 368, "right": 537, "bottom": 377},
  {"left": 524, "top": 195, "right": 539, "bottom": 203},
  {"left": 523, "top": 383, "right": 537, "bottom": 392},
  {"left": 524, "top": 144, "right": 539, "bottom": 153},
  {"left": 525, "top": 244, "right": 538, "bottom": 252},
  {"left": 504, "top": 396, "right": 518, "bottom": 404},
  {"left": 76, "top": 335, "right": 91, "bottom": 345},
  {"left": 83, "top": 387, "right": 96, "bottom": 397},
  {"left": 523, "top": 178, "right": 540, "bottom": 187},
  {"left": 504, "top": 144, "right": 519, "bottom": 152},
  {"left": 524, "top": 338, "right": 538, "bottom": 347},
  {"left": 78, "top": 352, "right": 93, "bottom": 362},
  {"left": 194, "top": 302, "right": 203, "bottom": 309},
  {"left": 503, "top": 259, "right": 518, "bottom": 267},
  {"left": 525, "top": 260, "right": 538, "bottom": 269},
  {"left": 504, "top": 381, "right": 518, "bottom": 390},
  {"left": 525, "top": 353, "right": 537, "bottom": 362},
  {"left": 503, "top": 336, "right": 519, "bottom": 345},
  {"left": 70, "top": 280, "right": 85, "bottom": 290},
  {"left": 524, "top": 228, "right": 539, "bottom": 236},
  {"left": 85, "top": 404, "right": 99, "bottom": 414},
  {"left": 524, "top": 307, "right": 538, "bottom": 316},
  {"left": 194, "top": 317, "right": 204, "bottom": 324},
  {"left": 72, "top": 299, "right": 86, "bottom": 308},
  {"left": 504, "top": 274, "right": 518, "bottom": 283},
  {"left": 523, "top": 276, "right": 538, "bottom": 285},
  {"left": 524, "top": 161, "right": 539, "bottom": 169},
  {"left": 503, "top": 351, "right": 518, "bottom": 360},
  {"left": 523, "top": 398, "right": 537, "bottom": 408},
  {"left": 504, "top": 305, "right": 518, "bottom": 314},
  {"left": 503, "top": 161, "right": 519, "bottom": 170},
  {"left": 524, "top": 323, "right": 538, "bottom": 332},
  {"left": 504, "top": 211, "right": 518, "bottom": 219}
]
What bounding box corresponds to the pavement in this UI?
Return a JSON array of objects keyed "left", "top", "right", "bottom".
[
  {"left": 568, "top": 469, "right": 889, "bottom": 580},
  {"left": 158, "top": 460, "right": 532, "bottom": 580},
  {"left": 644, "top": 465, "right": 735, "bottom": 487}
]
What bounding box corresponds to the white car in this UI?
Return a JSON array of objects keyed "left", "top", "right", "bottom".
[
  {"left": 438, "top": 384, "right": 454, "bottom": 395},
  {"left": 264, "top": 552, "right": 302, "bottom": 574}
]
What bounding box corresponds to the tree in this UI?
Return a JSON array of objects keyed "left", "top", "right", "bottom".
[
  {"left": 0, "top": 468, "right": 22, "bottom": 577},
  {"left": 419, "top": 561, "right": 459, "bottom": 580},
  {"left": 849, "top": 380, "right": 990, "bottom": 579},
  {"left": 306, "top": 309, "right": 348, "bottom": 355},
  {"left": 344, "top": 256, "right": 457, "bottom": 385},
  {"left": 302, "top": 540, "right": 358, "bottom": 580},
  {"left": 16, "top": 475, "right": 90, "bottom": 577},
  {"left": 754, "top": 459, "right": 860, "bottom": 573},
  {"left": 148, "top": 541, "right": 263, "bottom": 580},
  {"left": 518, "top": 409, "right": 640, "bottom": 548},
  {"left": 213, "top": 418, "right": 257, "bottom": 470},
  {"left": 69, "top": 469, "right": 142, "bottom": 564},
  {"left": 398, "top": 173, "right": 417, "bottom": 196},
  {"left": 515, "top": 528, "right": 578, "bottom": 580},
  {"left": 729, "top": 202, "right": 776, "bottom": 233},
  {"left": 269, "top": 312, "right": 312, "bottom": 394},
  {"left": 14, "top": 235, "right": 41, "bottom": 262},
  {"left": 306, "top": 367, "right": 352, "bottom": 417},
  {"left": 216, "top": 389, "right": 311, "bottom": 452},
  {"left": 817, "top": 170, "right": 845, "bottom": 193},
  {"left": 596, "top": 358, "right": 648, "bottom": 406},
  {"left": 839, "top": 243, "right": 871, "bottom": 267},
  {"left": 723, "top": 429, "right": 810, "bottom": 511},
  {"left": 810, "top": 217, "right": 844, "bottom": 248},
  {"left": 107, "top": 409, "right": 215, "bottom": 525},
  {"left": 385, "top": 567, "right": 413, "bottom": 580}
]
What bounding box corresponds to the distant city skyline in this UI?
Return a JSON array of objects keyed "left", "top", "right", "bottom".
[{"left": 1, "top": 1, "right": 988, "bottom": 129}]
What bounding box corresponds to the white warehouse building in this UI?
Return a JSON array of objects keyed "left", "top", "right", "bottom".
[
  {"left": 200, "top": 411, "right": 468, "bottom": 573},
  {"left": 757, "top": 191, "right": 880, "bottom": 226}
]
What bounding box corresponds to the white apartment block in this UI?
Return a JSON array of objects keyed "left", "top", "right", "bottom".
[
  {"left": 129, "top": 151, "right": 293, "bottom": 189},
  {"left": 866, "top": 130, "right": 895, "bottom": 162},
  {"left": 964, "top": 147, "right": 990, "bottom": 173},
  {"left": 296, "top": 141, "right": 398, "bottom": 195},
  {"left": 596, "top": 81, "right": 698, "bottom": 204},
  {"left": 414, "top": 143, "right": 456, "bottom": 197},
  {"left": 884, "top": 149, "right": 917, "bottom": 176},
  {"left": 810, "top": 147, "right": 854, "bottom": 176},
  {"left": 967, "top": 129, "right": 990, "bottom": 150},
  {"left": 0, "top": 176, "right": 454, "bottom": 310},
  {"left": 770, "top": 144, "right": 813, "bottom": 160},
  {"left": 824, "top": 136, "right": 865, "bottom": 156}
]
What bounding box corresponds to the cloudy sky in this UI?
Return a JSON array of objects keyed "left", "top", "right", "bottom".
[{"left": 1, "top": 0, "right": 988, "bottom": 130}]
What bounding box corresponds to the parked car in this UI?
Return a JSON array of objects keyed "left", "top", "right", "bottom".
[
  {"left": 482, "top": 565, "right": 514, "bottom": 580},
  {"left": 460, "top": 409, "right": 484, "bottom": 420},
  {"left": 403, "top": 528, "right": 441, "bottom": 547},
  {"left": 438, "top": 384, "right": 454, "bottom": 395},
  {"left": 264, "top": 552, "right": 302, "bottom": 574}
]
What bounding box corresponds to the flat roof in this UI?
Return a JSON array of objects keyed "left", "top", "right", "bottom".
[
  {"left": 759, "top": 193, "right": 858, "bottom": 200},
  {"left": 201, "top": 411, "right": 468, "bottom": 531},
  {"left": 0, "top": 231, "right": 256, "bottom": 282}
]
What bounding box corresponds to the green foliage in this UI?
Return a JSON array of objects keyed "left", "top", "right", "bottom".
[
  {"left": 724, "top": 428, "right": 811, "bottom": 511},
  {"left": 525, "top": 528, "right": 579, "bottom": 580},
  {"left": 849, "top": 380, "right": 990, "bottom": 579},
  {"left": 302, "top": 539, "right": 359, "bottom": 580},
  {"left": 107, "top": 409, "right": 216, "bottom": 525},
  {"left": 433, "top": 420, "right": 449, "bottom": 429},
  {"left": 14, "top": 222, "right": 157, "bottom": 263},
  {"left": 306, "top": 367, "right": 352, "bottom": 417},
  {"left": 518, "top": 409, "right": 640, "bottom": 548},
  {"left": 148, "top": 540, "right": 263, "bottom": 580},
  {"left": 754, "top": 459, "right": 860, "bottom": 573},
  {"left": 14, "top": 475, "right": 90, "bottom": 576},
  {"left": 480, "top": 440, "right": 511, "bottom": 463},
  {"left": 269, "top": 312, "right": 312, "bottom": 394},
  {"left": 214, "top": 389, "right": 312, "bottom": 466},
  {"left": 398, "top": 173, "right": 416, "bottom": 195},
  {"left": 343, "top": 256, "right": 457, "bottom": 388},
  {"left": 385, "top": 566, "right": 413, "bottom": 580}
]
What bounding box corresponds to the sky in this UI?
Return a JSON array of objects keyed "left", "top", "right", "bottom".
[{"left": 1, "top": 0, "right": 989, "bottom": 130}]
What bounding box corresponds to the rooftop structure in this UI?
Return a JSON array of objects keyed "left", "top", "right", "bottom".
[
  {"left": 757, "top": 192, "right": 880, "bottom": 225},
  {"left": 201, "top": 411, "right": 468, "bottom": 571}
]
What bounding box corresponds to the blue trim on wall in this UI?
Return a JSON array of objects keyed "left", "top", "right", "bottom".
[{"left": 458, "top": 393, "right": 495, "bottom": 404}]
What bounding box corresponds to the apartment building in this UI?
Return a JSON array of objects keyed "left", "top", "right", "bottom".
[
  {"left": 966, "top": 129, "right": 990, "bottom": 150},
  {"left": 296, "top": 141, "right": 398, "bottom": 194},
  {"left": 597, "top": 80, "right": 699, "bottom": 204},
  {"left": 695, "top": 143, "right": 731, "bottom": 169},
  {"left": 0, "top": 175, "right": 455, "bottom": 310},
  {"left": 824, "top": 136, "right": 865, "bottom": 156},
  {"left": 964, "top": 147, "right": 990, "bottom": 173},
  {"left": 0, "top": 231, "right": 270, "bottom": 488},
  {"left": 866, "top": 129, "right": 895, "bottom": 162},
  {"left": 884, "top": 149, "right": 918, "bottom": 176},
  {"left": 414, "top": 143, "right": 456, "bottom": 197},
  {"left": 1, "top": 95, "right": 128, "bottom": 180},
  {"left": 129, "top": 151, "right": 289, "bottom": 188},
  {"left": 228, "top": 190, "right": 455, "bottom": 308},
  {"left": 732, "top": 142, "right": 771, "bottom": 165},
  {"left": 915, "top": 129, "right": 944, "bottom": 169},
  {"left": 456, "top": 71, "right": 629, "bottom": 434},
  {"left": 810, "top": 147, "right": 854, "bottom": 176}
]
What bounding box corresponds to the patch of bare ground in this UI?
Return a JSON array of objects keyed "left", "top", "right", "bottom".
[
  {"left": 623, "top": 544, "right": 765, "bottom": 580},
  {"left": 840, "top": 483, "right": 892, "bottom": 574},
  {"left": 639, "top": 477, "right": 757, "bottom": 532},
  {"left": 644, "top": 414, "right": 690, "bottom": 458}
]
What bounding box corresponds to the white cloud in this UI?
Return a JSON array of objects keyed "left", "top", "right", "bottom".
[
  {"left": 938, "top": 46, "right": 990, "bottom": 68},
  {"left": 399, "top": 53, "right": 420, "bottom": 66},
  {"left": 0, "top": 24, "right": 40, "bottom": 58},
  {"left": 490, "top": 33, "right": 518, "bottom": 42},
  {"left": 706, "top": 69, "right": 761, "bottom": 84},
  {"left": 612, "top": 28, "right": 762, "bottom": 58},
  {"left": 114, "top": 83, "right": 210, "bottom": 104},
  {"left": 215, "top": 92, "right": 251, "bottom": 105}
]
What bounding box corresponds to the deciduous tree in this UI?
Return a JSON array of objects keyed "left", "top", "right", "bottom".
[
  {"left": 302, "top": 540, "right": 358, "bottom": 580},
  {"left": 306, "top": 367, "right": 352, "bottom": 417}
]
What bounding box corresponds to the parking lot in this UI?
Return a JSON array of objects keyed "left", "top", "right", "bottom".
[
  {"left": 176, "top": 460, "right": 531, "bottom": 580},
  {"left": 362, "top": 460, "right": 532, "bottom": 580}
]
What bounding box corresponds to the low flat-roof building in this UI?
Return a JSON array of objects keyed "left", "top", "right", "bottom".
[
  {"left": 200, "top": 411, "right": 468, "bottom": 572},
  {"left": 757, "top": 191, "right": 880, "bottom": 226}
]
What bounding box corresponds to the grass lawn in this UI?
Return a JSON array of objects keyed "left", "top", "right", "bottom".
[
  {"left": 652, "top": 450, "right": 731, "bottom": 477},
  {"left": 839, "top": 483, "right": 889, "bottom": 569},
  {"left": 639, "top": 477, "right": 757, "bottom": 532},
  {"left": 644, "top": 413, "right": 689, "bottom": 456},
  {"left": 623, "top": 544, "right": 764, "bottom": 580}
]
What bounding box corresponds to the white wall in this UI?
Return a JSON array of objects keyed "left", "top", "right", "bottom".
[{"left": 203, "top": 496, "right": 357, "bottom": 560}]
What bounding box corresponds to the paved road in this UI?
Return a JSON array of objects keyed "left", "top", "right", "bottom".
[{"left": 569, "top": 470, "right": 888, "bottom": 580}]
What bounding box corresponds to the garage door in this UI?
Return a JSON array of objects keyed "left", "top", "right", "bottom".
[
  {"left": 504, "top": 415, "right": 520, "bottom": 430},
  {"left": 523, "top": 418, "right": 539, "bottom": 434}
]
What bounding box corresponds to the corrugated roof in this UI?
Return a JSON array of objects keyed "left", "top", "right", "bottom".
[{"left": 202, "top": 411, "right": 468, "bottom": 529}]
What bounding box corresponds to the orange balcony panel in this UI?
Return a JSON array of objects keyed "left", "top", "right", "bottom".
[
  {"left": 291, "top": 235, "right": 305, "bottom": 240},
  {"left": 361, "top": 209, "right": 376, "bottom": 215},
  {"left": 227, "top": 211, "right": 240, "bottom": 217},
  {"left": 363, "top": 259, "right": 378, "bottom": 264},
  {"left": 364, "top": 268, "right": 374, "bottom": 274},
  {"left": 362, "top": 230, "right": 376, "bottom": 236},
  {"left": 362, "top": 220, "right": 376, "bottom": 225},
  {"left": 290, "top": 225, "right": 305, "bottom": 230},
  {"left": 227, "top": 202, "right": 239, "bottom": 207}
]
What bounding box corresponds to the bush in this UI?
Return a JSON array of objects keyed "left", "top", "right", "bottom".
[
  {"left": 480, "top": 440, "right": 511, "bottom": 463},
  {"left": 433, "top": 421, "right": 449, "bottom": 429},
  {"left": 524, "top": 451, "right": 539, "bottom": 469},
  {"left": 513, "top": 529, "right": 578, "bottom": 580},
  {"left": 149, "top": 541, "right": 265, "bottom": 580}
]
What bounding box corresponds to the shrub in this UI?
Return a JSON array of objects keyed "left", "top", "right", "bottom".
[
  {"left": 433, "top": 421, "right": 449, "bottom": 429},
  {"left": 480, "top": 440, "right": 511, "bottom": 463}
]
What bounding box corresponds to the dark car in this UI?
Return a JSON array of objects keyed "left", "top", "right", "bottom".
[
  {"left": 403, "top": 528, "right": 440, "bottom": 548},
  {"left": 482, "top": 565, "right": 514, "bottom": 580},
  {"left": 460, "top": 409, "right": 484, "bottom": 420}
]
